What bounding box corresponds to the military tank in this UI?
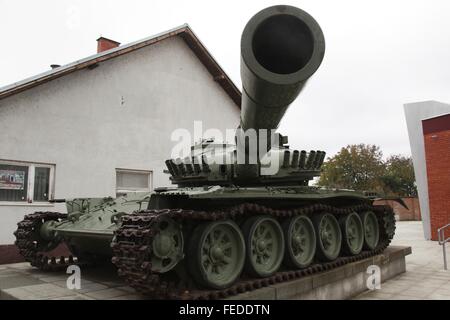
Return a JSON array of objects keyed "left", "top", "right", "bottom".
[{"left": 14, "top": 5, "right": 396, "bottom": 299}]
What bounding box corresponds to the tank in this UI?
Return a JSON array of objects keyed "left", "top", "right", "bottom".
[{"left": 14, "top": 5, "right": 396, "bottom": 299}]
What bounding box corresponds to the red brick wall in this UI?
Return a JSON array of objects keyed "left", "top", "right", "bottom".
[
  {"left": 374, "top": 197, "right": 421, "bottom": 221},
  {"left": 423, "top": 119, "right": 450, "bottom": 241}
]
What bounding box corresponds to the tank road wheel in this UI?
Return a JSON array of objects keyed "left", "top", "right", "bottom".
[
  {"left": 314, "top": 213, "right": 342, "bottom": 261},
  {"left": 188, "top": 220, "right": 245, "bottom": 290},
  {"left": 339, "top": 212, "right": 364, "bottom": 255},
  {"left": 150, "top": 216, "right": 184, "bottom": 273},
  {"left": 361, "top": 211, "right": 380, "bottom": 250},
  {"left": 282, "top": 215, "right": 316, "bottom": 268},
  {"left": 242, "top": 216, "right": 285, "bottom": 278}
]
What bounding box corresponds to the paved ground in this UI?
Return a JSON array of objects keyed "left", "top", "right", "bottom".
[
  {"left": 355, "top": 221, "right": 450, "bottom": 300},
  {"left": 0, "top": 263, "right": 145, "bottom": 300}
]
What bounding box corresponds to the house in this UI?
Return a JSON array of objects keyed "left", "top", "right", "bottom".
[{"left": 0, "top": 24, "right": 241, "bottom": 259}]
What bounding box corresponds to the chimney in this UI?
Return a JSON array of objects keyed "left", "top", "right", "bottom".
[{"left": 96, "top": 37, "right": 120, "bottom": 53}]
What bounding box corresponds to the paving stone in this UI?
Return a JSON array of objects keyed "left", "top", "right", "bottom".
[
  {"left": 52, "top": 280, "right": 106, "bottom": 293},
  {"left": 387, "top": 278, "right": 416, "bottom": 288},
  {"left": 390, "top": 294, "right": 421, "bottom": 300},
  {"left": 418, "top": 278, "right": 448, "bottom": 286},
  {"left": 353, "top": 295, "right": 382, "bottom": 300},
  {"left": 109, "top": 294, "right": 149, "bottom": 300},
  {"left": 98, "top": 280, "right": 124, "bottom": 288},
  {"left": 395, "top": 273, "right": 427, "bottom": 281},
  {"left": 358, "top": 291, "right": 394, "bottom": 300},
  {"left": 39, "top": 275, "right": 73, "bottom": 283},
  {"left": 72, "top": 283, "right": 109, "bottom": 294},
  {"left": 0, "top": 275, "right": 43, "bottom": 290},
  {"left": 414, "top": 279, "right": 448, "bottom": 289},
  {"left": 398, "top": 287, "right": 436, "bottom": 298},
  {"left": 2, "top": 283, "right": 77, "bottom": 300},
  {"left": 0, "top": 270, "right": 25, "bottom": 278},
  {"left": 115, "top": 286, "right": 138, "bottom": 293},
  {"left": 427, "top": 274, "right": 450, "bottom": 281},
  {"left": 376, "top": 283, "right": 409, "bottom": 294},
  {"left": 49, "top": 294, "right": 94, "bottom": 300},
  {"left": 84, "top": 288, "right": 129, "bottom": 299},
  {"left": 425, "top": 292, "right": 450, "bottom": 300},
  {"left": 432, "top": 287, "right": 450, "bottom": 296},
  {"left": 5, "top": 263, "right": 32, "bottom": 270}
]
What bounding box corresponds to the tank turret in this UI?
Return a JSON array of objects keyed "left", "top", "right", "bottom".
[{"left": 166, "top": 5, "right": 327, "bottom": 187}]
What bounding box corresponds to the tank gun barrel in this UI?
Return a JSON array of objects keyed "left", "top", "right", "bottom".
[{"left": 240, "top": 5, "right": 325, "bottom": 131}]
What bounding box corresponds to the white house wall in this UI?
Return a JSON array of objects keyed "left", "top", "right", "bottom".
[{"left": 0, "top": 36, "right": 240, "bottom": 244}]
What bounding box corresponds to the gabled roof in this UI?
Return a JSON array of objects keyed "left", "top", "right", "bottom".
[{"left": 0, "top": 24, "right": 242, "bottom": 107}]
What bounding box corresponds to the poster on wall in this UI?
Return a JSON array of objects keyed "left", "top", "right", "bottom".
[{"left": 0, "top": 170, "right": 25, "bottom": 190}]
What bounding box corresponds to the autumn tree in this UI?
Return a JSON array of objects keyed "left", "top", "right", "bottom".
[
  {"left": 317, "top": 144, "right": 385, "bottom": 192},
  {"left": 381, "top": 155, "right": 417, "bottom": 196},
  {"left": 317, "top": 144, "right": 417, "bottom": 197}
]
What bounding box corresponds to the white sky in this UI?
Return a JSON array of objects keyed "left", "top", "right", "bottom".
[{"left": 1, "top": 0, "right": 449, "bottom": 158}]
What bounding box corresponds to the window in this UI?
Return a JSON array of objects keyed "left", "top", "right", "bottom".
[
  {"left": 116, "top": 169, "right": 152, "bottom": 197},
  {"left": 0, "top": 160, "right": 54, "bottom": 203},
  {"left": 34, "top": 167, "right": 51, "bottom": 202}
]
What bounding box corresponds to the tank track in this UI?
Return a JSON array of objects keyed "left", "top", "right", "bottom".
[
  {"left": 14, "top": 212, "right": 81, "bottom": 271},
  {"left": 111, "top": 203, "right": 395, "bottom": 300}
]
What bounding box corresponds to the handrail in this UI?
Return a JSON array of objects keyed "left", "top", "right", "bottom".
[{"left": 437, "top": 223, "right": 450, "bottom": 270}]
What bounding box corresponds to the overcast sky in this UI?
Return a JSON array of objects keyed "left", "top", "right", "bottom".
[{"left": 1, "top": 0, "right": 449, "bottom": 158}]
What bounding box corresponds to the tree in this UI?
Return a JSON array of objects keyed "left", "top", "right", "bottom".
[
  {"left": 381, "top": 155, "right": 417, "bottom": 197},
  {"left": 317, "top": 144, "right": 386, "bottom": 192},
  {"left": 317, "top": 144, "right": 417, "bottom": 197}
]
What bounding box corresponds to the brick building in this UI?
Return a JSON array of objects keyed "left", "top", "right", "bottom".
[
  {"left": 422, "top": 114, "right": 450, "bottom": 240},
  {"left": 404, "top": 101, "right": 450, "bottom": 240}
]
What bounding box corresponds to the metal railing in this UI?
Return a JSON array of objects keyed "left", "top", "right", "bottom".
[{"left": 438, "top": 223, "right": 450, "bottom": 270}]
